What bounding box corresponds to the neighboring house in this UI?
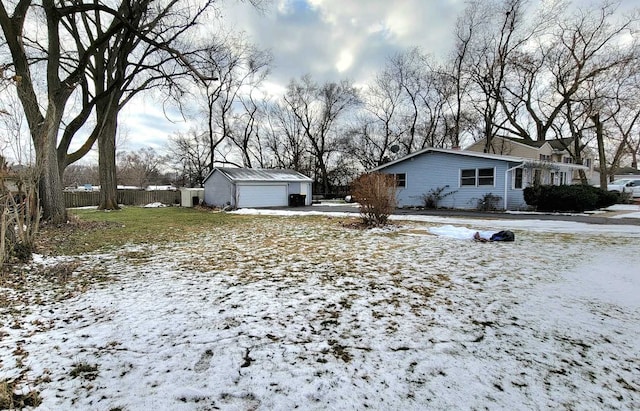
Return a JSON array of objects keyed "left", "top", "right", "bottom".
[
  {"left": 592, "top": 167, "right": 640, "bottom": 185},
  {"left": 371, "top": 148, "right": 587, "bottom": 210},
  {"left": 203, "top": 168, "right": 313, "bottom": 208},
  {"left": 146, "top": 185, "right": 177, "bottom": 191},
  {"left": 466, "top": 136, "right": 595, "bottom": 183}
]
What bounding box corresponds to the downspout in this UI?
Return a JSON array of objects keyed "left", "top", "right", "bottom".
[{"left": 504, "top": 163, "right": 525, "bottom": 211}]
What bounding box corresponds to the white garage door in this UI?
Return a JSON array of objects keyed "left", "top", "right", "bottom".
[{"left": 237, "top": 184, "right": 288, "bottom": 208}]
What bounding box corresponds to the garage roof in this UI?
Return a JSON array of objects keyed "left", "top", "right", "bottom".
[{"left": 208, "top": 167, "right": 313, "bottom": 183}]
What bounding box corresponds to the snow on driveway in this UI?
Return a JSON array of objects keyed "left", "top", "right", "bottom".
[{"left": 1, "top": 213, "right": 639, "bottom": 410}]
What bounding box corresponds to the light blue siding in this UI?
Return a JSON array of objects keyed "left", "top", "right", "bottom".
[
  {"left": 287, "top": 182, "right": 313, "bottom": 205},
  {"left": 203, "top": 170, "right": 314, "bottom": 207},
  {"left": 203, "top": 171, "right": 235, "bottom": 207},
  {"left": 379, "top": 151, "right": 527, "bottom": 210}
]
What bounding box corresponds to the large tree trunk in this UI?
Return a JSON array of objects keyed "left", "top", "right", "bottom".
[
  {"left": 98, "top": 113, "right": 120, "bottom": 210},
  {"left": 591, "top": 113, "right": 608, "bottom": 189},
  {"left": 36, "top": 120, "right": 67, "bottom": 223}
]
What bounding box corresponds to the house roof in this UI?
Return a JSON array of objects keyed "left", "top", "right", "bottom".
[
  {"left": 370, "top": 147, "right": 588, "bottom": 172},
  {"left": 614, "top": 167, "right": 640, "bottom": 175},
  {"left": 205, "top": 167, "right": 313, "bottom": 183},
  {"left": 500, "top": 136, "right": 574, "bottom": 151},
  {"left": 371, "top": 148, "right": 526, "bottom": 171}
]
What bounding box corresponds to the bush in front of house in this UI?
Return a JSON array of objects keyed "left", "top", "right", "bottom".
[
  {"left": 523, "top": 184, "right": 618, "bottom": 212},
  {"left": 590, "top": 186, "right": 620, "bottom": 208},
  {"left": 351, "top": 173, "right": 397, "bottom": 227},
  {"left": 476, "top": 193, "right": 502, "bottom": 211},
  {"left": 420, "top": 186, "right": 457, "bottom": 209}
]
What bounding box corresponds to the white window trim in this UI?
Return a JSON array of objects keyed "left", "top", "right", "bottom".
[
  {"left": 394, "top": 173, "right": 407, "bottom": 188},
  {"left": 512, "top": 167, "right": 524, "bottom": 190},
  {"left": 459, "top": 167, "right": 496, "bottom": 188}
]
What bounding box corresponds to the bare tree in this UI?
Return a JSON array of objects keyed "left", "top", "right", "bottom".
[
  {"left": 465, "top": 0, "right": 537, "bottom": 151},
  {"left": 262, "top": 99, "right": 309, "bottom": 172},
  {"left": 344, "top": 64, "right": 405, "bottom": 169},
  {"left": 0, "top": 0, "right": 101, "bottom": 222},
  {"left": 503, "top": 1, "right": 638, "bottom": 147},
  {"left": 447, "top": 2, "right": 481, "bottom": 148},
  {"left": 192, "top": 33, "right": 271, "bottom": 171},
  {"left": 1, "top": 1, "right": 266, "bottom": 218},
  {"left": 282, "top": 75, "right": 360, "bottom": 194},
  {"left": 389, "top": 49, "right": 425, "bottom": 153},
  {"left": 228, "top": 90, "right": 266, "bottom": 168},
  {"left": 117, "top": 147, "right": 168, "bottom": 189},
  {"left": 168, "top": 130, "right": 211, "bottom": 187},
  {"left": 608, "top": 67, "right": 640, "bottom": 171},
  {"left": 63, "top": 164, "right": 99, "bottom": 187},
  {"left": 0, "top": 87, "right": 31, "bottom": 164}
]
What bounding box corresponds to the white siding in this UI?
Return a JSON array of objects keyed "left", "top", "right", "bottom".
[{"left": 302, "top": 182, "right": 312, "bottom": 205}]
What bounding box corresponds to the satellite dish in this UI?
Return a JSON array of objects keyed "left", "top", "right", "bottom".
[{"left": 390, "top": 144, "right": 400, "bottom": 153}]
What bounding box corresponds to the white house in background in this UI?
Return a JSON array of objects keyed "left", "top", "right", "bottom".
[
  {"left": 371, "top": 148, "right": 588, "bottom": 210},
  {"left": 203, "top": 168, "right": 313, "bottom": 208},
  {"left": 466, "top": 136, "right": 596, "bottom": 183},
  {"left": 146, "top": 185, "right": 177, "bottom": 191}
]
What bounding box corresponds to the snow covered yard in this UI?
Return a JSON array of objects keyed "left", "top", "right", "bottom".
[{"left": 1, "top": 211, "right": 640, "bottom": 410}]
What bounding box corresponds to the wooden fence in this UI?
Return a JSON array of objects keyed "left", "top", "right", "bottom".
[{"left": 64, "top": 190, "right": 181, "bottom": 208}]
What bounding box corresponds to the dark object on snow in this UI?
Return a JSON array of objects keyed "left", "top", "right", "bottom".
[
  {"left": 489, "top": 230, "right": 515, "bottom": 242},
  {"left": 474, "top": 230, "right": 515, "bottom": 242}
]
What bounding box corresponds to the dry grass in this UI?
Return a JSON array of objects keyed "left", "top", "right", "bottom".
[
  {"left": 3, "top": 207, "right": 638, "bottom": 409},
  {"left": 69, "top": 362, "right": 99, "bottom": 380},
  {"left": 0, "top": 378, "right": 41, "bottom": 409}
]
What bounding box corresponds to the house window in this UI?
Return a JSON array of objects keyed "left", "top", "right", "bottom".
[
  {"left": 563, "top": 157, "right": 573, "bottom": 164},
  {"left": 460, "top": 169, "right": 477, "bottom": 186},
  {"left": 460, "top": 168, "right": 495, "bottom": 187},
  {"left": 514, "top": 168, "right": 523, "bottom": 189},
  {"left": 539, "top": 154, "right": 551, "bottom": 161},
  {"left": 394, "top": 173, "right": 406, "bottom": 187},
  {"left": 550, "top": 172, "right": 567, "bottom": 185},
  {"left": 534, "top": 169, "right": 542, "bottom": 185},
  {"left": 585, "top": 158, "right": 592, "bottom": 168},
  {"left": 478, "top": 168, "right": 495, "bottom": 186}
]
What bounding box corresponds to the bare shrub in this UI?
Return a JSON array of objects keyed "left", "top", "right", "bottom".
[
  {"left": 1, "top": 163, "right": 40, "bottom": 267},
  {"left": 420, "top": 186, "right": 457, "bottom": 209},
  {"left": 351, "top": 173, "right": 397, "bottom": 227},
  {"left": 476, "top": 193, "right": 502, "bottom": 211}
]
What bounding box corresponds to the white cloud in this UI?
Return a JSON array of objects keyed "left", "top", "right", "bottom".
[
  {"left": 335, "top": 49, "right": 354, "bottom": 72},
  {"left": 223, "top": 0, "right": 464, "bottom": 87},
  {"left": 90, "top": 0, "right": 467, "bottom": 154}
]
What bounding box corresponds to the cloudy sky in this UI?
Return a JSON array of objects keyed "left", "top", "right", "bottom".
[
  {"left": 117, "top": 0, "right": 636, "bottom": 154},
  {"left": 118, "top": 0, "right": 466, "bottom": 153},
  {"left": 222, "top": 0, "right": 464, "bottom": 89}
]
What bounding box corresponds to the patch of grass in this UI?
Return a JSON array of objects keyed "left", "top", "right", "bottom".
[
  {"left": 49, "top": 261, "right": 80, "bottom": 284},
  {"left": 39, "top": 207, "right": 253, "bottom": 255},
  {"left": 69, "top": 362, "right": 99, "bottom": 380},
  {"left": 0, "top": 379, "right": 42, "bottom": 409}
]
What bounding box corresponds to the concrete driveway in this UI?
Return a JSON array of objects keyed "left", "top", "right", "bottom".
[{"left": 286, "top": 203, "right": 640, "bottom": 226}]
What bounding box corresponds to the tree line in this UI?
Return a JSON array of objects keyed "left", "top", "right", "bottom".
[{"left": 1, "top": 0, "right": 639, "bottom": 222}]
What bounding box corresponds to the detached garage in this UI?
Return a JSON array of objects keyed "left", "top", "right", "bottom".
[{"left": 203, "top": 168, "right": 313, "bottom": 208}]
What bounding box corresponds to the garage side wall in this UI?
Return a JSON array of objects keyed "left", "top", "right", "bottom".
[
  {"left": 203, "top": 172, "right": 235, "bottom": 207},
  {"left": 285, "top": 181, "right": 313, "bottom": 205}
]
